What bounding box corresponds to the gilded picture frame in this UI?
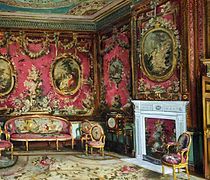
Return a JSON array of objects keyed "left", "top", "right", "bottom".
[
  {"left": 51, "top": 54, "right": 82, "bottom": 96},
  {"left": 141, "top": 27, "right": 178, "bottom": 82},
  {"left": 0, "top": 56, "right": 15, "bottom": 97}
]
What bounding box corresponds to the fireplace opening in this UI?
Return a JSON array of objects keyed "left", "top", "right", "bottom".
[{"left": 143, "top": 118, "right": 176, "bottom": 164}]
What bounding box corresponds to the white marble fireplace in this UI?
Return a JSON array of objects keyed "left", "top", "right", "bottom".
[{"left": 124, "top": 100, "right": 188, "bottom": 173}]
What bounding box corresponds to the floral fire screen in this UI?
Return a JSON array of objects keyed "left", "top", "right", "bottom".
[{"left": 144, "top": 118, "right": 176, "bottom": 164}]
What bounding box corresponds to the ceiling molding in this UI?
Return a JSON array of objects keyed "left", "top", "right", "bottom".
[{"left": 0, "top": 16, "right": 96, "bottom": 31}]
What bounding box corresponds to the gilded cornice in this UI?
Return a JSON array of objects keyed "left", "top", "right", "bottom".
[
  {"left": 132, "top": 0, "right": 169, "bottom": 14},
  {"left": 0, "top": 15, "right": 96, "bottom": 31},
  {"left": 96, "top": 3, "right": 131, "bottom": 30}
]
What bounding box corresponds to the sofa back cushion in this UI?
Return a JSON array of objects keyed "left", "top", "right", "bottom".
[{"left": 4, "top": 115, "right": 71, "bottom": 134}]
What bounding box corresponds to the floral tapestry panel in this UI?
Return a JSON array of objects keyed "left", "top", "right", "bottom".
[
  {"left": 135, "top": 1, "right": 182, "bottom": 101},
  {"left": 102, "top": 29, "right": 131, "bottom": 108}
]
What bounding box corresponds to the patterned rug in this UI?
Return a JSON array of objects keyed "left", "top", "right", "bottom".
[{"left": 0, "top": 153, "right": 205, "bottom": 180}]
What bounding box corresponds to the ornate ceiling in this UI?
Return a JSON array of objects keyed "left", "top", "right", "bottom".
[
  {"left": 0, "top": 0, "right": 118, "bottom": 16},
  {"left": 0, "top": 0, "right": 133, "bottom": 31}
]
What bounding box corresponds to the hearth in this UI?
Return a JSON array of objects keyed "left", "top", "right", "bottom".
[{"left": 131, "top": 100, "right": 188, "bottom": 173}]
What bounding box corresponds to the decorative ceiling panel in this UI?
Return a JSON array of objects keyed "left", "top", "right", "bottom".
[
  {"left": 68, "top": 0, "right": 110, "bottom": 16},
  {"left": 0, "top": 0, "right": 78, "bottom": 9},
  {"left": 0, "top": 0, "right": 112, "bottom": 16}
]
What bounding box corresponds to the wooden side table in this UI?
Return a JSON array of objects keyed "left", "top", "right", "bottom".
[{"left": 0, "top": 140, "right": 13, "bottom": 159}]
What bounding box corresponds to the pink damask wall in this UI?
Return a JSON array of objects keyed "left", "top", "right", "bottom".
[
  {"left": 100, "top": 26, "right": 131, "bottom": 110},
  {"left": 0, "top": 32, "right": 95, "bottom": 116}
]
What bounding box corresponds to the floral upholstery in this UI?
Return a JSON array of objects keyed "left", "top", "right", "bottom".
[
  {"left": 161, "top": 132, "right": 191, "bottom": 180},
  {"left": 87, "top": 141, "right": 104, "bottom": 147},
  {"left": 162, "top": 153, "right": 185, "bottom": 165},
  {"left": 4, "top": 115, "right": 74, "bottom": 151},
  {"left": 5, "top": 117, "right": 70, "bottom": 134}
]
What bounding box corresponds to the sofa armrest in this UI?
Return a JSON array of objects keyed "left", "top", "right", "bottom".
[
  {"left": 4, "top": 130, "right": 11, "bottom": 140},
  {"left": 0, "top": 129, "right": 11, "bottom": 140}
]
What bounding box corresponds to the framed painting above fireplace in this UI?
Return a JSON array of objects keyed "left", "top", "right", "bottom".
[{"left": 141, "top": 27, "right": 177, "bottom": 82}]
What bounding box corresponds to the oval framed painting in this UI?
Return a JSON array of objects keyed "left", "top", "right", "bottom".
[
  {"left": 0, "top": 56, "right": 15, "bottom": 97},
  {"left": 51, "top": 54, "right": 82, "bottom": 96},
  {"left": 141, "top": 27, "right": 178, "bottom": 82}
]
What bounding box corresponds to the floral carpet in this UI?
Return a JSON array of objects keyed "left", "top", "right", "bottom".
[{"left": 0, "top": 152, "right": 205, "bottom": 180}]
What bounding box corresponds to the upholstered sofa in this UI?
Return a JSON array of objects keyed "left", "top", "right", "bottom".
[{"left": 4, "top": 115, "right": 74, "bottom": 151}]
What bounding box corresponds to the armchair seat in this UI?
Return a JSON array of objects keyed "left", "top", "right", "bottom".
[
  {"left": 162, "top": 153, "right": 185, "bottom": 165},
  {"left": 87, "top": 141, "right": 104, "bottom": 147}
]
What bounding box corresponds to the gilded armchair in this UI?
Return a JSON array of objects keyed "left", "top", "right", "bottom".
[
  {"left": 161, "top": 132, "right": 192, "bottom": 180},
  {"left": 85, "top": 124, "right": 105, "bottom": 156},
  {"left": 80, "top": 120, "right": 92, "bottom": 148},
  {"left": 0, "top": 128, "right": 13, "bottom": 159}
]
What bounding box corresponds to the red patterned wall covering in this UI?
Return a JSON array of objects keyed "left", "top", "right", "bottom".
[
  {"left": 135, "top": 0, "right": 183, "bottom": 100},
  {"left": 101, "top": 27, "right": 131, "bottom": 109},
  {"left": 0, "top": 31, "right": 95, "bottom": 116}
]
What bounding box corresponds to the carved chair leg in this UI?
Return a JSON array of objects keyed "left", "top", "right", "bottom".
[
  {"left": 185, "top": 165, "right": 190, "bottom": 179},
  {"left": 26, "top": 141, "right": 29, "bottom": 151},
  {"left": 85, "top": 144, "right": 88, "bottom": 155},
  {"left": 90, "top": 147, "right": 93, "bottom": 154},
  {"left": 56, "top": 139, "right": 59, "bottom": 151},
  {"left": 102, "top": 147, "right": 104, "bottom": 157},
  {"left": 173, "top": 166, "right": 176, "bottom": 180},
  {"left": 81, "top": 139, "right": 84, "bottom": 148},
  {"left": 11, "top": 145, "right": 13, "bottom": 160},
  {"left": 72, "top": 139, "right": 74, "bottom": 149},
  {"left": 162, "top": 165, "right": 165, "bottom": 175}
]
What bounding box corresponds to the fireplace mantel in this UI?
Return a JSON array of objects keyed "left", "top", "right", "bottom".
[{"left": 125, "top": 100, "right": 189, "bottom": 173}]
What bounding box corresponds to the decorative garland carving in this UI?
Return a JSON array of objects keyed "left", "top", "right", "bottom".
[
  {"left": 0, "top": 32, "right": 9, "bottom": 48},
  {"left": 100, "top": 25, "right": 130, "bottom": 55},
  {"left": 138, "top": 78, "right": 180, "bottom": 100},
  {"left": 19, "top": 32, "right": 50, "bottom": 59}
]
